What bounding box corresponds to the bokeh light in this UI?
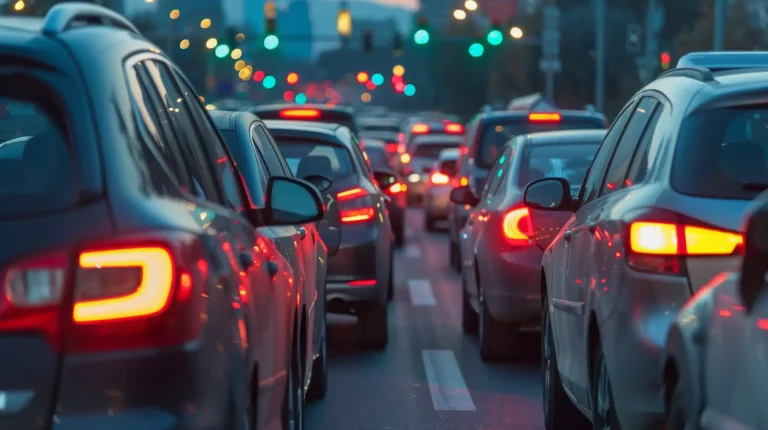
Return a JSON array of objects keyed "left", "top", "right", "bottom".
[
  {"left": 179, "top": 39, "right": 190, "bottom": 49},
  {"left": 205, "top": 38, "right": 217, "bottom": 49},
  {"left": 404, "top": 84, "right": 416, "bottom": 96},
  {"left": 453, "top": 9, "right": 466, "bottom": 20},
  {"left": 264, "top": 35, "right": 279, "bottom": 50},
  {"left": 283, "top": 90, "right": 295, "bottom": 101},
  {"left": 263, "top": 75, "right": 276, "bottom": 89},
  {"left": 253, "top": 70, "right": 265, "bottom": 82},
  {"left": 295, "top": 93, "right": 307, "bottom": 104},
  {"left": 231, "top": 48, "right": 242, "bottom": 59},
  {"left": 215, "top": 45, "right": 230, "bottom": 58},
  {"left": 234, "top": 60, "right": 246, "bottom": 71},
  {"left": 510, "top": 27, "right": 524, "bottom": 39},
  {"left": 392, "top": 65, "right": 405, "bottom": 76},
  {"left": 200, "top": 18, "right": 211, "bottom": 29},
  {"left": 465, "top": 0, "right": 477, "bottom": 11},
  {"left": 169, "top": 9, "right": 180, "bottom": 19},
  {"left": 365, "top": 81, "right": 376, "bottom": 91},
  {"left": 371, "top": 73, "right": 384, "bottom": 85},
  {"left": 361, "top": 93, "right": 372, "bottom": 103},
  {"left": 356, "top": 72, "right": 369, "bottom": 83},
  {"left": 286, "top": 72, "right": 299, "bottom": 85}
]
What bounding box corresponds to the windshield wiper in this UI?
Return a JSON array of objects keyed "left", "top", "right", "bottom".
[{"left": 741, "top": 182, "right": 768, "bottom": 192}]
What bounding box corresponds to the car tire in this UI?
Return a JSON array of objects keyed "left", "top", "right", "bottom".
[
  {"left": 387, "top": 251, "right": 394, "bottom": 301},
  {"left": 461, "top": 280, "right": 478, "bottom": 334},
  {"left": 665, "top": 380, "right": 688, "bottom": 430},
  {"left": 478, "top": 289, "right": 515, "bottom": 361},
  {"left": 450, "top": 241, "right": 461, "bottom": 273},
  {"left": 282, "top": 331, "right": 304, "bottom": 430},
  {"left": 358, "top": 304, "right": 388, "bottom": 349},
  {"left": 306, "top": 314, "right": 328, "bottom": 400},
  {"left": 591, "top": 338, "right": 622, "bottom": 430},
  {"left": 542, "top": 297, "right": 590, "bottom": 430},
  {"left": 425, "top": 213, "right": 437, "bottom": 232}
]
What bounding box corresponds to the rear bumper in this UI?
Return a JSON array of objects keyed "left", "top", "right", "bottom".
[
  {"left": 480, "top": 246, "right": 543, "bottom": 325},
  {"left": 52, "top": 339, "right": 231, "bottom": 430},
  {"left": 424, "top": 187, "right": 451, "bottom": 219}
]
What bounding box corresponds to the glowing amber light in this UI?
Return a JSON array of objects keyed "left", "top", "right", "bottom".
[{"left": 200, "top": 18, "right": 212, "bottom": 29}]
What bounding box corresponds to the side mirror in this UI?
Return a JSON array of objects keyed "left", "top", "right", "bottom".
[
  {"left": 740, "top": 202, "right": 768, "bottom": 312},
  {"left": 523, "top": 177, "right": 575, "bottom": 212},
  {"left": 449, "top": 185, "right": 479, "bottom": 207},
  {"left": 373, "top": 171, "right": 397, "bottom": 188},
  {"left": 264, "top": 177, "right": 324, "bottom": 225},
  {"left": 303, "top": 174, "right": 333, "bottom": 192}
]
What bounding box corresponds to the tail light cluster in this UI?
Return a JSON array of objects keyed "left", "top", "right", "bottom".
[
  {"left": 385, "top": 182, "right": 407, "bottom": 195},
  {"left": 627, "top": 219, "right": 743, "bottom": 274},
  {"left": 501, "top": 207, "right": 536, "bottom": 246},
  {"left": 336, "top": 187, "right": 375, "bottom": 224},
  {"left": 430, "top": 172, "right": 450, "bottom": 185},
  {"left": 385, "top": 142, "right": 398, "bottom": 153},
  {"left": 0, "top": 236, "right": 208, "bottom": 353},
  {"left": 451, "top": 176, "right": 469, "bottom": 188}
]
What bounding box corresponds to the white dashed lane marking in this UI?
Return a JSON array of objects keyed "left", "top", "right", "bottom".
[
  {"left": 422, "top": 350, "right": 476, "bottom": 411},
  {"left": 408, "top": 279, "right": 436, "bottom": 306},
  {"left": 404, "top": 244, "right": 422, "bottom": 258}
]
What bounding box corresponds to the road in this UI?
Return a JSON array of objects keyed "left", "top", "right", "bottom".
[{"left": 306, "top": 208, "right": 545, "bottom": 430}]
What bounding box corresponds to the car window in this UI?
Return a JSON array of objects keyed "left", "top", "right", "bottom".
[
  {"left": 519, "top": 142, "right": 600, "bottom": 196},
  {"left": 672, "top": 104, "right": 768, "bottom": 200},
  {"left": 276, "top": 139, "right": 355, "bottom": 180},
  {"left": 364, "top": 145, "right": 390, "bottom": 170},
  {"left": 479, "top": 146, "right": 513, "bottom": 202},
  {"left": 254, "top": 125, "right": 291, "bottom": 177},
  {"left": 0, "top": 82, "right": 76, "bottom": 217},
  {"left": 626, "top": 106, "right": 664, "bottom": 187},
  {"left": 413, "top": 143, "right": 460, "bottom": 159},
  {"left": 601, "top": 97, "right": 658, "bottom": 195},
  {"left": 579, "top": 100, "right": 636, "bottom": 204},
  {"left": 439, "top": 159, "right": 458, "bottom": 176}
]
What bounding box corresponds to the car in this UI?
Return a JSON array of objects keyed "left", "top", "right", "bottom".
[
  {"left": 423, "top": 148, "right": 460, "bottom": 230},
  {"left": 662, "top": 192, "right": 768, "bottom": 430},
  {"left": 448, "top": 110, "right": 608, "bottom": 273},
  {"left": 400, "top": 134, "right": 463, "bottom": 205},
  {"left": 263, "top": 120, "right": 394, "bottom": 348},
  {"left": 248, "top": 103, "right": 359, "bottom": 135},
  {"left": 524, "top": 54, "right": 768, "bottom": 430},
  {"left": 210, "top": 110, "right": 336, "bottom": 401},
  {"left": 450, "top": 130, "right": 605, "bottom": 361},
  {"left": 361, "top": 138, "right": 407, "bottom": 247},
  {"left": 0, "top": 5, "right": 322, "bottom": 429},
  {"left": 394, "top": 120, "right": 464, "bottom": 172},
  {"left": 358, "top": 118, "right": 401, "bottom": 160}
]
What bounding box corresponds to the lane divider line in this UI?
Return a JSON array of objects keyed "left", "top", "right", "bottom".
[
  {"left": 404, "top": 244, "right": 422, "bottom": 258},
  {"left": 422, "top": 350, "right": 476, "bottom": 411},
  {"left": 408, "top": 279, "right": 436, "bottom": 306}
]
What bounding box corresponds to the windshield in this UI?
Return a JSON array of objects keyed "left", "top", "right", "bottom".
[
  {"left": 361, "top": 124, "right": 399, "bottom": 133},
  {"left": 275, "top": 139, "right": 355, "bottom": 180},
  {"left": 0, "top": 89, "right": 76, "bottom": 218},
  {"left": 364, "top": 145, "right": 390, "bottom": 170},
  {"left": 518, "top": 143, "right": 599, "bottom": 194},
  {"left": 413, "top": 143, "right": 460, "bottom": 159},
  {"left": 673, "top": 106, "right": 768, "bottom": 199},
  {"left": 477, "top": 119, "right": 605, "bottom": 168}
]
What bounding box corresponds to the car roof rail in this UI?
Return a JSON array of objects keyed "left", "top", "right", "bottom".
[
  {"left": 658, "top": 66, "right": 714, "bottom": 82},
  {"left": 42, "top": 2, "right": 140, "bottom": 37}
]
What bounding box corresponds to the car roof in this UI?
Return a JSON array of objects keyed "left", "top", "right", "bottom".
[
  {"left": 475, "top": 109, "right": 607, "bottom": 123},
  {"left": 524, "top": 129, "right": 607, "bottom": 145},
  {"left": 438, "top": 148, "right": 461, "bottom": 160},
  {"left": 412, "top": 134, "right": 464, "bottom": 145},
  {"left": 251, "top": 103, "right": 355, "bottom": 116},
  {"left": 209, "top": 110, "right": 260, "bottom": 130},
  {"left": 0, "top": 16, "right": 44, "bottom": 33}
]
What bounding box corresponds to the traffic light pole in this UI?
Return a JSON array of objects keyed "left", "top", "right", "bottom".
[
  {"left": 713, "top": 0, "right": 725, "bottom": 50},
  {"left": 594, "top": 0, "right": 605, "bottom": 113}
]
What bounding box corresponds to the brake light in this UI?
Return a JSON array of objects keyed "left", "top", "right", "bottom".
[
  {"left": 528, "top": 112, "right": 561, "bottom": 122},
  {"left": 501, "top": 207, "right": 535, "bottom": 246},
  {"left": 400, "top": 153, "right": 411, "bottom": 164},
  {"left": 279, "top": 109, "right": 321, "bottom": 118},
  {"left": 337, "top": 187, "right": 367, "bottom": 201},
  {"left": 398, "top": 133, "right": 405, "bottom": 148},
  {"left": 459, "top": 146, "right": 469, "bottom": 156},
  {"left": 430, "top": 172, "right": 450, "bottom": 184},
  {"left": 385, "top": 142, "right": 398, "bottom": 152},
  {"left": 340, "top": 207, "right": 375, "bottom": 223},
  {"left": 627, "top": 221, "right": 744, "bottom": 274},
  {"left": 412, "top": 124, "right": 430, "bottom": 134},
  {"left": 445, "top": 123, "right": 464, "bottom": 134},
  {"left": 386, "top": 182, "right": 407, "bottom": 194}
]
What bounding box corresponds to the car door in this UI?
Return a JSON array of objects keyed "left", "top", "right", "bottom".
[{"left": 551, "top": 99, "right": 636, "bottom": 400}]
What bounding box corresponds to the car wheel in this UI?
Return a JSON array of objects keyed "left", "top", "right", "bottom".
[
  {"left": 591, "top": 338, "right": 622, "bottom": 430},
  {"left": 387, "top": 255, "right": 394, "bottom": 301},
  {"left": 394, "top": 225, "right": 404, "bottom": 247},
  {"left": 461, "top": 278, "right": 478, "bottom": 334},
  {"left": 306, "top": 313, "right": 328, "bottom": 400},
  {"left": 542, "top": 297, "right": 590, "bottom": 430},
  {"left": 478, "top": 288, "right": 515, "bottom": 361},
  {"left": 449, "top": 241, "right": 461, "bottom": 273},
  {"left": 358, "top": 304, "right": 388, "bottom": 349},
  {"left": 282, "top": 335, "right": 304, "bottom": 430},
  {"left": 665, "top": 380, "right": 688, "bottom": 430}
]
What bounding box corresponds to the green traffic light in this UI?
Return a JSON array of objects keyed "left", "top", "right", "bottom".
[
  {"left": 215, "top": 44, "right": 230, "bottom": 58},
  {"left": 404, "top": 84, "right": 415, "bottom": 96},
  {"left": 263, "top": 75, "right": 276, "bottom": 89},
  {"left": 469, "top": 43, "right": 484, "bottom": 57},
  {"left": 264, "top": 35, "right": 279, "bottom": 50},
  {"left": 487, "top": 30, "right": 503, "bottom": 46},
  {"left": 414, "top": 29, "right": 429, "bottom": 45},
  {"left": 295, "top": 93, "right": 307, "bottom": 104}
]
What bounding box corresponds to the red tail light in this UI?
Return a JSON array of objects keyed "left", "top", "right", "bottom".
[
  {"left": 445, "top": 123, "right": 464, "bottom": 134},
  {"left": 412, "top": 123, "right": 430, "bottom": 134},
  {"left": 340, "top": 207, "right": 375, "bottom": 223},
  {"left": 279, "top": 109, "right": 321, "bottom": 118},
  {"left": 386, "top": 182, "right": 407, "bottom": 194},
  {"left": 430, "top": 172, "right": 450, "bottom": 185},
  {"left": 627, "top": 221, "right": 743, "bottom": 274},
  {"left": 397, "top": 132, "right": 405, "bottom": 148},
  {"left": 528, "top": 112, "right": 561, "bottom": 122},
  {"left": 502, "top": 207, "right": 536, "bottom": 246},
  {"left": 336, "top": 187, "right": 367, "bottom": 201},
  {"left": 385, "top": 142, "right": 398, "bottom": 153}
]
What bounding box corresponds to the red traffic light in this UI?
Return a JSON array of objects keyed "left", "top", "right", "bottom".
[
  {"left": 365, "top": 81, "right": 376, "bottom": 90},
  {"left": 286, "top": 72, "right": 299, "bottom": 85},
  {"left": 283, "top": 90, "right": 295, "bottom": 101},
  {"left": 394, "top": 81, "right": 405, "bottom": 93},
  {"left": 356, "top": 72, "right": 369, "bottom": 83},
  {"left": 660, "top": 52, "right": 671, "bottom": 64}
]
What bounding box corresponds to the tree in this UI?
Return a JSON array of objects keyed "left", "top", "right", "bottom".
[{"left": 675, "top": 0, "right": 768, "bottom": 54}]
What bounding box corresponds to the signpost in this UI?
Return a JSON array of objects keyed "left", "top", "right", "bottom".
[{"left": 539, "top": 5, "right": 561, "bottom": 99}]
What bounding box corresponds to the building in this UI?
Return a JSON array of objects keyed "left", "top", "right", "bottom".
[
  {"left": 243, "top": 0, "right": 265, "bottom": 34},
  {"left": 279, "top": 0, "right": 312, "bottom": 61}
]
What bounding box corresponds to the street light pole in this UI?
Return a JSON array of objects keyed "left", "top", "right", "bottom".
[
  {"left": 713, "top": 0, "right": 725, "bottom": 50},
  {"left": 594, "top": 0, "right": 605, "bottom": 112}
]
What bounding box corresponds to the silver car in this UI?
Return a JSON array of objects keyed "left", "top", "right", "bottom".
[
  {"left": 525, "top": 54, "right": 767, "bottom": 430},
  {"left": 424, "top": 148, "right": 460, "bottom": 230},
  {"left": 402, "top": 134, "right": 463, "bottom": 203}
]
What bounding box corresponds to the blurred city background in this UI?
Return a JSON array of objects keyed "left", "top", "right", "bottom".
[{"left": 4, "top": 0, "right": 767, "bottom": 120}]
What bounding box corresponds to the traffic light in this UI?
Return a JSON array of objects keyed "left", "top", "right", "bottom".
[
  {"left": 469, "top": 42, "right": 484, "bottom": 57},
  {"left": 487, "top": 20, "right": 503, "bottom": 46},
  {"left": 264, "top": 0, "right": 278, "bottom": 50},
  {"left": 393, "top": 31, "right": 403, "bottom": 56},
  {"left": 414, "top": 16, "right": 429, "bottom": 45},
  {"left": 660, "top": 51, "right": 671, "bottom": 70},
  {"left": 363, "top": 30, "right": 373, "bottom": 54}
]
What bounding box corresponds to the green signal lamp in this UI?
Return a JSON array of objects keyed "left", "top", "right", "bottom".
[{"left": 469, "top": 43, "right": 484, "bottom": 57}]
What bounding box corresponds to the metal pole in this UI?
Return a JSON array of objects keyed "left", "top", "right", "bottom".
[
  {"left": 642, "top": 0, "right": 656, "bottom": 83},
  {"left": 545, "top": 72, "right": 555, "bottom": 99},
  {"left": 594, "top": 0, "right": 605, "bottom": 112},
  {"left": 713, "top": 0, "right": 725, "bottom": 50}
]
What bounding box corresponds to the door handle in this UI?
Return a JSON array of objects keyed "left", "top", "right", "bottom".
[
  {"left": 239, "top": 252, "right": 254, "bottom": 270},
  {"left": 588, "top": 223, "right": 597, "bottom": 234},
  {"left": 298, "top": 227, "right": 307, "bottom": 240},
  {"left": 563, "top": 230, "right": 573, "bottom": 241},
  {"left": 267, "top": 261, "right": 279, "bottom": 277}
]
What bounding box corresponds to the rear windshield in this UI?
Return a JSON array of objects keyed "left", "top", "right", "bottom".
[
  {"left": 258, "top": 110, "right": 358, "bottom": 134},
  {"left": 672, "top": 106, "right": 768, "bottom": 199},
  {"left": 0, "top": 88, "right": 75, "bottom": 218},
  {"left": 275, "top": 139, "right": 355, "bottom": 180},
  {"left": 477, "top": 119, "right": 605, "bottom": 168},
  {"left": 362, "top": 124, "right": 399, "bottom": 133},
  {"left": 518, "top": 143, "right": 600, "bottom": 194},
  {"left": 439, "top": 159, "right": 458, "bottom": 175},
  {"left": 364, "top": 145, "right": 390, "bottom": 170},
  {"left": 413, "top": 143, "right": 460, "bottom": 159}
]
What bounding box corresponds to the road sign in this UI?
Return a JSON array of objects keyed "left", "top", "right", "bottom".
[
  {"left": 626, "top": 23, "right": 643, "bottom": 54},
  {"left": 539, "top": 58, "right": 561, "bottom": 73}
]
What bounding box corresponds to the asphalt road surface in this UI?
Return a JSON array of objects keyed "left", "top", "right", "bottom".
[{"left": 306, "top": 208, "right": 544, "bottom": 430}]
